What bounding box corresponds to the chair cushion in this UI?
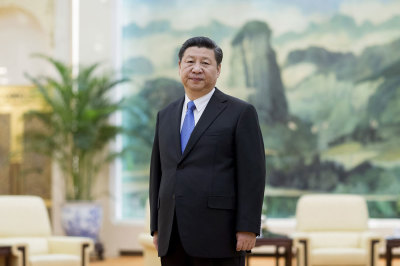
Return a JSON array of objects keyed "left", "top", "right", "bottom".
[
  {"left": 308, "top": 232, "right": 361, "bottom": 248},
  {"left": 312, "top": 247, "right": 366, "bottom": 265},
  {"left": 30, "top": 254, "right": 80, "bottom": 266}
]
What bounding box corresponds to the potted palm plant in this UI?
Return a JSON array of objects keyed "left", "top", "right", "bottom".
[{"left": 25, "top": 55, "right": 127, "bottom": 246}]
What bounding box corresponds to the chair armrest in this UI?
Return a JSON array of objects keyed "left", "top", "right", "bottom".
[
  {"left": 48, "top": 236, "right": 93, "bottom": 254},
  {"left": 360, "top": 232, "right": 383, "bottom": 248},
  {"left": 360, "top": 232, "right": 383, "bottom": 266},
  {"left": 291, "top": 232, "right": 311, "bottom": 248},
  {"left": 48, "top": 236, "right": 93, "bottom": 265},
  {"left": 0, "top": 239, "right": 28, "bottom": 266},
  {"left": 138, "top": 233, "right": 156, "bottom": 249},
  {"left": 291, "top": 232, "right": 311, "bottom": 266},
  {"left": 291, "top": 232, "right": 309, "bottom": 241}
]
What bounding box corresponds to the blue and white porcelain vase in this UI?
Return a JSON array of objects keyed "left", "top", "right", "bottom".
[{"left": 61, "top": 202, "right": 103, "bottom": 241}]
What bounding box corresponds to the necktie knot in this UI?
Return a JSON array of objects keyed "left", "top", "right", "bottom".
[{"left": 187, "top": 101, "right": 196, "bottom": 112}]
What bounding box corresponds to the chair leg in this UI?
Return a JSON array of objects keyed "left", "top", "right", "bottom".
[
  {"left": 82, "top": 243, "right": 90, "bottom": 266},
  {"left": 17, "top": 246, "right": 26, "bottom": 266},
  {"left": 276, "top": 246, "right": 279, "bottom": 266}
]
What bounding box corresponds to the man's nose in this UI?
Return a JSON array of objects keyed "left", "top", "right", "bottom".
[{"left": 192, "top": 63, "right": 203, "bottom": 73}]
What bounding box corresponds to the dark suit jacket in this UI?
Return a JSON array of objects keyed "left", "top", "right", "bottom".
[{"left": 149, "top": 88, "right": 266, "bottom": 258}]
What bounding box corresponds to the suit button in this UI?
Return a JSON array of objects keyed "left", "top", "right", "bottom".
[
  {"left": 172, "top": 194, "right": 175, "bottom": 199},
  {"left": 177, "top": 164, "right": 183, "bottom": 169}
]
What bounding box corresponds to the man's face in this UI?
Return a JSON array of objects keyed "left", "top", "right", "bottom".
[{"left": 179, "top": 46, "right": 221, "bottom": 97}]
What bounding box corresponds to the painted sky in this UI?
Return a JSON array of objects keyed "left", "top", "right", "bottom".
[{"left": 122, "top": 0, "right": 400, "bottom": 36}]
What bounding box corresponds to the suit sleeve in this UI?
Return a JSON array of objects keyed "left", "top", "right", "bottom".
[
  {"left": 235, "top": 104, "right": 266, "bottom": 235},
  {"left": 149, "top": 112, "right": 161, "bottom": 236}
]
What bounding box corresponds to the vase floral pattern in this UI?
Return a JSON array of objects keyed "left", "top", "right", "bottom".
[{"left": 61, "top": 202, "right": 102, "bottom": 241}]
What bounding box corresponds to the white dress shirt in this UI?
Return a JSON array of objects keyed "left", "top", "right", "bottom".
[{"left": 180, "top": 88, "right": 215, "bottom": 131}]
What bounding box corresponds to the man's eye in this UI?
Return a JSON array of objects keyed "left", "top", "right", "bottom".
[
  {"left": 186, "top": 60, "right": 194, "bottom": 63},
  {"left": 202, "top": 62, "right": 210, "bottom": 65}
]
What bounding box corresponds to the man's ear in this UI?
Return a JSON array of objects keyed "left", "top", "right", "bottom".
[
  {"left": 217, "top": 64, "right": 221, "bottom": 77},
  {"left": 178, "top": 60, "right": 182, "bottom": 75}
]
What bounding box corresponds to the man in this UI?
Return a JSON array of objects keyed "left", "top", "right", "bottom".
[{"left": 149, "top": 36, "right": 266, "bottom": 266}]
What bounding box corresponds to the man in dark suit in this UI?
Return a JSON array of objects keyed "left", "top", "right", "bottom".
[{"left": 149, "top": 36, "right": 266, "bottom": 266}]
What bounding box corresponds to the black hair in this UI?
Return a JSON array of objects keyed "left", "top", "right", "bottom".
[{"left": 178, "top": 36, "right": 223, "bottom": 65}]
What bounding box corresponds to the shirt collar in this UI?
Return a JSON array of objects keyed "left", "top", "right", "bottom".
[{"left": 183, "top": 88, "right": 215, "bottom": 112}]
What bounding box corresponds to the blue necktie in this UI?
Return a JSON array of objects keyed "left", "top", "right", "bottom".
[{"left": 181, "top": 101, "right": 196, "bottom": 153}]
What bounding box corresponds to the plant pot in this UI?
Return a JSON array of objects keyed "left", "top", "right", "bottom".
[{"left": 61, "top": 201, "right": 103, "bottom": 241}]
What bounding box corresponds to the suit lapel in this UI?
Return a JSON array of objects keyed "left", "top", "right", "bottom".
[
  {"left": 173, "top": 97, "right": 185, "bottom": 159},
  {"left": 179, "top": 88, "right": 228, "bottom": 163}
]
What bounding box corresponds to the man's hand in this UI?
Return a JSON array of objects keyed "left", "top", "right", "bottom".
[
  {"left": 236, "top": 232, "right": 256, "bottom": 251},
  {"left": 153, "top": 232, "right": 158, "bottom": 251}
]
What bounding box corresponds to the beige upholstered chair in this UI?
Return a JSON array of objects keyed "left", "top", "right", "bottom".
[
  {"left": 0, "top": 195, "right": 93, "bottom": 266},
  {"left": 138, "top": 200, "right": 160, "bottom": 266},
  {"left": 292, "top": 194, "right": 382, "bottom": 266}
]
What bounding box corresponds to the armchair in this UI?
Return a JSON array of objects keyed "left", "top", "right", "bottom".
[
  {"left": 292, "top": 194, "right": 382, "bottom": 266},
  {"left": 138, "top": 200, "right": 160, "bottom": 266},
  {"left": 0, "top": 195, "right": 93, "bottom": 266}
]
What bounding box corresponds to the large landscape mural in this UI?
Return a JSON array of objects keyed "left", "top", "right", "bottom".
[{"left": 120, "top": 0, "right": 400, "bottom": 219}]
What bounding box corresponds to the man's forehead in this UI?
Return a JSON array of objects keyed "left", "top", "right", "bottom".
[{"left": 183, "top": 47, "right": 215, "bottom": 58}]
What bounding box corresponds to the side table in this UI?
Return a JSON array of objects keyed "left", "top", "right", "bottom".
[
  {"left": 386, "top": 236, "right": 400, "bottom": 266},
  {"left": 246, "top": 231, "right": 292, "bottom": 266},
  {"left": 0, "top": 246, "right": 12, "bottom": 266}
]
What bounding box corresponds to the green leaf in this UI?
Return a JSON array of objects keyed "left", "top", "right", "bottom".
[{"left": 24, "top": 55, "right": 128, "bottom": 200}]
